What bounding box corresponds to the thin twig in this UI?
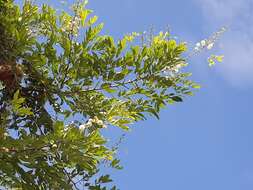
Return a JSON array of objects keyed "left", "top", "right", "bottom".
[{"left": 63, "top": 167, "right": 79, "bottom": 190}]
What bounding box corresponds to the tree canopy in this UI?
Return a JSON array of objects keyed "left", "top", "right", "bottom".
[{"left": 0, "top": 0, "right": 222, "bottom": 189}]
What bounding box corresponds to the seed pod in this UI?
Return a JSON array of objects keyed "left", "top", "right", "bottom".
[{"left": 0, "top": 62, "right": 23, "bottom": 90}]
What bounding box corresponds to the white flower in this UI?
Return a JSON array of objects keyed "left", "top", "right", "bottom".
[
  {"left": 173, "top": 68, "right": 179, "bottom": 73},
  {"left": 207, "top": 43, "right": 214, "bottom": 50},
  {"left": 79, "top": 124, "right": 87, "bottom": 132},
  {"left": 169, "top": 63, "right": 185, "bottom": 73},
  {"left": 196, "top": 42, "right": 201, "bottom": 47},
  {"left": 176, "top": 63, "right": 184, "bottom": 69},
  {"left": 102, "top": 124, "right": 107, "bottom": 129},
  {"left": 97, "top": 120, "right": 103, "bottom": 126},
  {"left": 200, "top": 40, "right": 206, "bottom": 46},
  {"left": 94, "top": 116, "right": 100, "bottom": 122},
  {"left": 194, "top": 46, "right": 199, "bottom": 51},
  {"left": 86, "top": 121, "right": 92, "bottom": 128},
  {"left": 194, "top": 42, "right": 201, "bottom": 51},
  {"left": 42, "top": 147, "right": 50, "bottom": 151},
  {"left": 99, "top": 111, "right": 106, "bottom": 115}
]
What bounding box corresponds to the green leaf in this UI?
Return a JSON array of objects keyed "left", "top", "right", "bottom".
[
  {"left": 88, "top": 15, "right": 98, "bottom": 25},
  {"left": 98, "top": 175, "right": 113, "bottom": 184},
  {"left": 171, "top": 96, "right": 183, "bottom": 102},
  {"left": 216, "top": 55, "right": 224, "bottom": 62},
  {"left": 208, "top": 55, "right": 224, "bottom": 67},
  {"left": 15, "top": 107, "right": 33, "bottom": 116},
  {"left": 192, "top": 84, "right": 201, "bottom": 89},
  {"left": 101, "top": 83, "right": 116, "bottom": 93},
  {"left": 111, "top": 159, "right": 123, "bottom": 170},
  {"left": 113, "top": 72, "right": 125, "bottom": 81},
  {"left": 11, "top": 90, "right": 33, "bottom": 116},
  {"left": 0, "top": 81, "right": 5, "bottom": 90},
  {"left": 80, "top": 9, "right": 91, "bottom": 26}
]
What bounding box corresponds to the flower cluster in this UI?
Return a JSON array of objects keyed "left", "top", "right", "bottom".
[
  {"left": 61, "top": 15, "right": 81, "bottom": 36},
  {"left": 194, "top": 27, "right": 227, "bottom": 52},
  {"left": 170, "top": 62, "right": 186, "bottom": 73},
  {"left": 79, "top": 116, "right": 107, "bottom": 132},
  {"left": 194, "top": 39, "right": 214, "bottom": 51},
  {"left": 162, "top": 62, "right": 186, "bottom": 77}
]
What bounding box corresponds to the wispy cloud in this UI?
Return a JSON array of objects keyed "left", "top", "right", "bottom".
[{"left": 195, "top": 0, "right": 253, "bottom": 87}]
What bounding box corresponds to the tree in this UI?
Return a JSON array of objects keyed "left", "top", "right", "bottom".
[{"left": 0, "top": 0, "right": 222, "bottom": 189}]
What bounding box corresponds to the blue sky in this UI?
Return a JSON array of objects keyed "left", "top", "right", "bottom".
[
  {"left": 19, "top": 0, "right": 253, "bottom": 189},
  {"left": 84, "top": 0, "right": 253, "bottom": 189}
]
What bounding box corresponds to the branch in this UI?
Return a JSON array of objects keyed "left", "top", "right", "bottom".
[
  {"left": 62, "top": 74, "right": 152, "bottom": 95},
  {"left": 59, "top": 1, "right": 82, "bottom": 89},
  {"left": 63, "top": 167, "right": 79, "bottom": 190},
  {"left": 0, "top": 140, "right": 63, "bottom": 154}
]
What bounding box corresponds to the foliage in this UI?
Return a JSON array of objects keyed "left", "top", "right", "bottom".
[{"left": 0, "top": 0, "right": 219, "bottom": 189}]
